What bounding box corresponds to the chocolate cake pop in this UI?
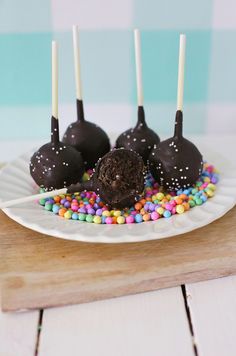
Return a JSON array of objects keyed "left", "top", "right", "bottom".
[
  {"left": 30, "top": 41, "right": 84, "bottom": 191},
  {"left": 149, "top": 34, "right": 203, "bottom": 191},
  {"left": 67, "top": 148, "right": 146, "bottom": 209},
  {"left": 116, "top": 29, "right": 160, "bottom": 164},
  {"left": 149, "top": 111, "right": 203, "bottom": 191},
  {"left": 62, "top": 25, "right": 110, "bottom": 169}
]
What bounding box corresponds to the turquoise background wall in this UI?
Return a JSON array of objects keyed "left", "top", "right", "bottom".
[{"left": 0, "top": 0, "right": 236, "bottom": 140}]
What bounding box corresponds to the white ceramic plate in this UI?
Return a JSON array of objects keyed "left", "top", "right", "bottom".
[{"left": 0, "top": 151, "right": 236, "bottom": 243}]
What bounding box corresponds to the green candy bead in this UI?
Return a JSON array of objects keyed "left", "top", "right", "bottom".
[
  {"left": 195, "top": 198, "right": 203, "bottom": 205},
  {"left": 189, "top": 200, "right": 196, "bottom": 208},
  {"left": 44, "top": 203, "right": 52, "bottom": 211},
  {"left": 39, "top": 198, "right": 46, "bottom": 206},
  {"left": 78, "top": 213, "right": 86, "bottom": 221},
  {"left": 86, "top": 214, "right": 94, "bottom": 223}
]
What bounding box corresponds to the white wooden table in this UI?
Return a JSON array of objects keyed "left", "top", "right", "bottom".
[{"left": 1, "top": 135, "right": 236, "bottom": 356}]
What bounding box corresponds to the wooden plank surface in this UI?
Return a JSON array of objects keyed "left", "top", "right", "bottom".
[
  {"left": 1, "top": 203, "right": 236, "bottom": 312},
  {"left": 0, "top": 307, "right": 39, "bottom": 356},
  {"left": 39, "top": 288, "right": 194, "bottom": 356},
  {"left": 186, "top": 276, "right": 236, "bottom": 356}
]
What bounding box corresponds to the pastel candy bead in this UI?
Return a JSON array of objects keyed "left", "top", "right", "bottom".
[
  {"left": 156, "top": 192, "right": 164, "bottom": 201},
  {"left": 126, "top": 215, "right": 134, "bottom": 224},
  {"left": 163, "top": 210, "right": 171, "bottom": 218},
  {"left": 52, "top": 204, "right": 60, "bottom": 214},
  {"left": 151, "top": 211, "right": 159, "bottom": 220},
  {"left": 143, "top": 213, "right": 150, "bottom": 221},
  {"left": 64, "top": 211, "right": 72, "bottom": 219},
  {"left": 113, "top": 210, "right": 121, "bottom": 217},
  {"left": 156, "top": 207, "right": 164, "bottom": 215},
  {"left": 117, "top": 216, "right": 125, "bottom": 224},
  {"left": 93, "top": 216, "right": 102, "bottom": 224},
  {"left": 176, "top": 205, "right": 185, "bottom": 214},
  {"left": 102, "top": 210, "right": 110, "bottom": 217},
  {"left": 135, "top": 214, "right": 143, "bottom": 223},
  {"left": 72, "top": 213, "right": 78, "bottom": 220},
  {"left": 105, "top": 217, "right": 113, "bottom": 224},
  {"left": 86, "top": 214, "right": 94, "bottom": 223}
]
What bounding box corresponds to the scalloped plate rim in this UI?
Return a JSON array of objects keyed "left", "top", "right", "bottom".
[{"left": 0, "top": 151, "right": 236, "bottom": 243}]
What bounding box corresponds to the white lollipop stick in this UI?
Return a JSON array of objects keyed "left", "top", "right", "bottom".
[
  {"left": 0, "top": 188, "right": 67, "bottom": 209},
  {"left": 73, "top": 25, "right": 83, "bottom": 100},
  {"left": 52, "top": 41, "right": 58, "bottom": 119},
  {"left": 177, "top": 34, "right": 186, "bottom": 112},
  {"left": 134, "top": 29, "right": 144, "bottom": 107}
]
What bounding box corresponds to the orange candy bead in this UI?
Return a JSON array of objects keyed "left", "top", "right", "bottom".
[
  {"left": 175, "top": 197, "right": 183, "bottom": 205},
  {"left": 59, "top": 208, "right": 67, "bottom": 217},
  {"left": 54, "top": 195, "right": 61, "bottom": 203},
  {"left": 179, "top": 194, "right": 188, "bottom": 201},
  {"left": 183, "top": 202, "right": 190, "bottom": 211},
  {"left": 134, "top": 202, "right": 142, "bottom": 210}
]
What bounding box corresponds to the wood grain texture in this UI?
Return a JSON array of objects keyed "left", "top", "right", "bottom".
[
  {"left": 39, "top": 288, "right": 194, "bottom": 356},
  {"left": 1, "top": 206, "right": 236, "bottom": 312},
  {"left": 186, "top": 276, "right": 236, "bottom": 356}
]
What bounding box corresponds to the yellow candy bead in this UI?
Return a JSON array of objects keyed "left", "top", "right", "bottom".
[
  {"left": 204, "top": 177, "right": 211, "bottom": 183},
  {"left": 102, "top": 210, "right": 110, "bottom": 217},
  {"left": 117, "top": 216, "right": 125, "bottom": 224},
  {"left": 176, "top": 204, "right": 185, "bottom": 214},
  {"left": 166, "top": 194, "right": 172, "bottom": 201},
  {"left": 208, "top": 183, "right": 216, "bottom": 191},
  {"left": 113, "top": 210, "right": 121, "bottom": 217},
  {"left": 93, "top": 216, "right": 102, "bottom": 224},
  {"left": 140, "top": 208, "right": 146, "bottom": 215},
  {"left": 206, "top": 189, "right": 214, "bottom": 197},
  {"left": 156, "top": 192, "right": 164, "bottom": 201},
  {"left": 156, "top": 207, "right": 164, "bottom": 215},
  {"left": 151, "top": 195, "right": 157, "bottom": 202}
]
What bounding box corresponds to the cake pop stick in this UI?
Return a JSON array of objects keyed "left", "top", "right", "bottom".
[
  {"left": 0, "top": 188, "right": 67, "bottom": 209},
  {"left": 2, "top": 149, "right": 145, "bottom": 209},
  {"left": 134, "top": 28, "right": 143, "bottom": 107},
  {"left": 177, "top": 34, "right": 186, "bottom": 112},
  {"left": 52, "top": 41, "right": 58, "bottom": 120},
  {"left": 115, "top": 29, "right": 160, "bottom": 164},
  {"left": 62, "top": 26, "right": 110, "bottom": 169},
  {"left": 73, "top": 24, "right": 84, "bottom": 121},
  {"left": 149, "top": 34, "right": 203, "bottom": 191},
  {"left": 30, "top": 41, "right": 84, "bottom": 190}
]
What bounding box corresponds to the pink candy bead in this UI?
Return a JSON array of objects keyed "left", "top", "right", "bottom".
[
  {"left": 171, "top": 207, "right": 176, "bottom": 214},
  {"left": 126, "top": 215, "right": 134, "bottom": 224},
  {"left": 105, "top": 217, "right": 113, "bottom": 224},
  {"left": 151, "top": 211, "right": 159, "bottom": 221},
  {"left": 165, "top": 203, "right": 172, "bottom": 211}
]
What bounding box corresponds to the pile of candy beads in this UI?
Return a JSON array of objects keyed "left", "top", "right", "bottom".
[{"left": 38, "top": 163, "right": 218, "bottom": 224}]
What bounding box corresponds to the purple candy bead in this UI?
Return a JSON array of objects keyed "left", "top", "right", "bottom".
[
  {"left": 96, "top": 209, "right": 103, "bottom": 216},
  {"left": 87, "top": 208, "right": 95, "bottom": 215},
  {"left": 64, "top": 201, "right": 71, "bottom": 208}
]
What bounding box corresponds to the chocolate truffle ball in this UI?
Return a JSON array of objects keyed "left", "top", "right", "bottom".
[
  {"left": 149, "top": 110, "right": 203, "bottom": 191},
  {"left": 30, "top": 116, "right": 84, "bottom": 190},
  {"left": 68, "top": 148, "right": 146, "bottom": 209},
  {"left": 63, "top": 100, "right": 110, "bottom": 169},
  {"left": 116, "top": 106, "right": 160, "bottom": 164}
]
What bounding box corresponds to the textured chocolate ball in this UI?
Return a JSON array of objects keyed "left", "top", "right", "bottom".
[
  {"left": 149, "top": 110, "right": 203, "bottom": 191},
  {"left": 63, "top": 100, "right": 110, "bottom": 169},
  {"left": 30, "top": 116, "right": 84, "bottom": 190},
  {"left": 68, "top": 148, "right": 146, "bottom": 209},
  {"left": 116, "top": 106, "right": 160, "bottom": 164}
]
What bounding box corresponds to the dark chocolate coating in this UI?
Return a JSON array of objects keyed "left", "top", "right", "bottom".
[
  {"left": 63, "top": 100, "right": 111, "bottom": 169},
  {"left": 116, "top": 106, "right": 160, "bottom": 164},
  {"left": 30, "top": 116, "right": 84, "bottom": 190},
  {"left": 149, "top": 111, "right": 203, "bottom": 191},
  {"left": 68, "top": 148, "right": 145, "bottom": 209}
]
